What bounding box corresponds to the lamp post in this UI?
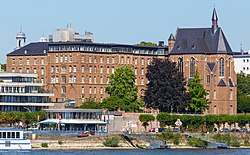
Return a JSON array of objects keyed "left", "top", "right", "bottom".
[{"left": 23, "top": 106, "right": 31, "bottom": 112}]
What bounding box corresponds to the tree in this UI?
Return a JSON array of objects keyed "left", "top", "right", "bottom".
[
  {"left": 187, "top": 69, "right": 209, "bottom": 113},
  {"left": 145, "top": 58, "right": 190, "bottom": 113},
  {"left": 136, "top": 41, "right": 157, "bottom": 47},
  {"left": 1, "top": 64, "right": 6, "bottom": 71},
  {"left": 237, "top": 94, "right": 250, "bottom": 114},
  {"left": 139, "top": 114, "right": 155, "bottom": 131},
  {"left": 79, "top": 98, "right": 101, "bottom": 109},
  {"left": 105, "top": 65, "right": 139, "bottom": 112}
]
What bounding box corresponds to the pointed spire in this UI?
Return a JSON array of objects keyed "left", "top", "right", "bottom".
[
  {"left": 212, "top": 8, "right": 218, "bottom": 33},
  {"left": 168, "top": 33, "right": 175, "bottom": 41}
]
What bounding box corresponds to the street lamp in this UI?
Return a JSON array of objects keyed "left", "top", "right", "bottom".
[{"left": 23, "top": 107, "right": 31, "bottom": 112}]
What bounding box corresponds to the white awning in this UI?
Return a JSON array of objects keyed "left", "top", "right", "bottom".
[{"left": 38, "top": 119, "right": 107, "bottom": 125}]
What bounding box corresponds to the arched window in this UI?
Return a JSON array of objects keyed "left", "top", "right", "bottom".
[
  {"left": 190, "top": 57, "right": 195, "bottom": 77},
  {"left": 228, "top": 58, "right": 231, "bottom": 77},
  {"left": 219, "top": 58, "right": 224, "bottom": 77},
  {"left": 178, "top": 58, "right": 183, "bottom": 73}
]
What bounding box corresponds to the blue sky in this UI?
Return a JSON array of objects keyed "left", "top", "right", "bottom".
[{"left": 0, "top": 0, "right": 249, "bottom": 63}]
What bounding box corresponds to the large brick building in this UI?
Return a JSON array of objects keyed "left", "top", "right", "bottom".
[
  {"left": 169, "top": 8, "right": 237, "bottom": 114},
  {"left": 6, "top": 8, "right": 237, "bottom": 114}
]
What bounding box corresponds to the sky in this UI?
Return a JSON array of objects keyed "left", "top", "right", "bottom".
[{"left": 0, "top": 0, "right": 249, "bottom": 63}]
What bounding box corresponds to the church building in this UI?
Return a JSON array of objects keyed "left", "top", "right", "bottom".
[{"left": 169, "top": 8, "right": 237, "bottom": 114}]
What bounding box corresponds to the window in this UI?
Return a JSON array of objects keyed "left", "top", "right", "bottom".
[
  {"left": 62, "top": 86, "right": 66, "bottom": 94},
  {"left": 94, "top": 66, "right": 97, "bottom": 73},
  {"left": 41, "top": 78, "right": 44, "bottom": 84},
  {"left": 12, "top": 68, "right": 15, "bottom": 72},
  {"left": 82, "top": 96, "right": 85, "bottom": 103},
  {"left": 69, "top": 76, "right": 73, "bottom": 83},
  {"left": 147, "top": 58, "right": 151, "bottom": 65},
  {"left": 34, "top": 58, "right": 37, "bottom": 65},
  {"left": 228, "top": 58, "right": 231, "bottom": 77},
  {"left": 41, "top": 58, "right": 44, "bottom": 64},
  {"left": 94, "top": 87, "right": 96, "bottom": 94},
  {"left": 107, "top": 57, "right": 110, "bottom": 63},
  {"left": 100, "top": 76, "right": 103, "bottom": 84},
  {"left": 100, "top": 57, "right": 103, "bottom": 63},
  {"left": 141, "top": 78, "right": 144, "bottom": 85},
  {"left": 27, "top": 58, "right": 30, "bottom": 65},
  {"left": 73, "top": 76, "right": 76, "bottom": 83},
  {"left": 100, "top": 66, "right": 103, "bottom": 73},
  {"left": 34, "top": 68, "right": 37, "bottom": 73},
  {"left": 112, "top": 57, "right": 115, "bottom": 64},
  {"left": 89, "top": 66, "right": 92, "bottom": 73},
  {"left": 243, "top": 59, "right": 245, "bottom": 63},
  {"left": 55, "top": 66, "right": 58, "bottom": 73},
  {"left": 69, "top": 66, "right": 72, "bottom": 73},
  {"left": 89, "top": 76, "right": 92, "bottom": 83},
  {"left": 19, "top": 58, "right": 22, "bottom": 65},
  {"left": 141, "top": 68, "right": 144, "bottom": 75},
  {"left": 127, "top": 57, "right": 130, "bottom": 64},
  {"left": 51, "top": 66, "right": 54, "bottom": 73},
  {"left": 62, "top": 66, "right": 66, "bottom": 73},
  {"left": 94, "top": 56, "right": 96, "bottom": 63},
  {"left": 178, "top": 58, "right": 183, "bottom": 73},
  {"left": 82, "top": 56, "right": 84, "bottom": 62},
  {"left": 206, "top": 75, "right": 210, "bottom": 83},
  {"left": 81, "top": 66, "right": 84, "bottom": 73},
  {"left": 73, "top": 66, "right": 76, "bottom": 73},
  {"left": 26, "top": 68, "right": 29, "bottom": 73},
  {"left": 41, "top": 68, "right": 44, "bottom": 75},
  {"left": 141, "top": 58, "right": 144, "bottom": 65},
  {"left": 12, "top": 59, "right": 15, "bottom": 65},
  {"left": 82, "top": 87, "right": 84, "bottom": 94},
  {"left": 60, "top": 56, "right": 63, "bottom": 62},
  {"left": 121, "top": 57, "right": 124, "bottom": 64},
  {"left": 89, "top": 56, "right": 92, "bottom": 63},
  {"left": 214, "top": 90, "right": 216, "bottom": 99},
  {"left": 100, "top": 87, "right": 103, "bottom": 94},
  {"left": 190, "top": 57, "right": 195, "bottom": 77},
  {"left": 55, "top": 76, "right": 58, "bottom": 83},
  {"left": 107, "top": 67, "right": 110, "bottom": 74},
  {"left": 219, "top": 58, "right": 224, "bottom": 77},
  {"left": 81, "top": 76, "right": 84, "bottom": 83},
  {"left": 62, "top": 76, "right": 66, "bottom": 83},
  {"left": 64, "top": 56, "right": 68, "bottom": 62},
  {"left": 94, "top": 76, "right": 96, "bottom": 84},
  {"left": 56, "top": 56, "right": 58, "bottom": 63},
  {"left": 134, "top": 68, "right": 137, "bottom": 75},
  {"left": 19, "top": 68, "right": 22, "bottom": 73},
  {"left": 111, "top": 67, "right": 115, "bottom": 74},
  {"left": 69, "top": 55, "right": 72, "bottom": 62},
  {"left": 230, "top": 89, "right": 233, "bottom": 100},
  {"left": 89, "top": 87, "right": 92, "bottom": 94},
  {"left": 135, "top": 58, "right": 138, "bottom": 65}
]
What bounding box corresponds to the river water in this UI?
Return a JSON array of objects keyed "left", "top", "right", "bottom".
[{"left": 1, "top": 149, "right": 250, "bottom": 155}]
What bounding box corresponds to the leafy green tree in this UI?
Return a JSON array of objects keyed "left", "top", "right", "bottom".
[
  {"left": 145, "top": 58, "right": 190, "bottom": 113},
  {"left": 139, "top": 114, "right": 155, "bottom": 130},
  {"left": 1, "top": 64, "right": 6, "bottom": 71},
  {"left": 187, "top": 69, "right": 209, "bottom": 113},
  {"left": 136, "top": 41, "right": 157, "bottom": 47},
  {"left": 79, "top": 98, "right": 101, "bottom": 109},
  {"left": 237, "top": 94, "right": 250, "bottom": 114},
  {"left": 105, "top": 65, "right": 139, "bottom": 112},
  {"left": 101, "top": 96, "right": 122, "bottom": 111}
]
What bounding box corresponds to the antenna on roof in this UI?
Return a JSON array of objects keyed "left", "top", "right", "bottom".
[
  {"left": 69, "top": 20, "right": 72, "bottom": 28},
  {"left": 240, "top": 43, "right": 244, "bottom": 54}
]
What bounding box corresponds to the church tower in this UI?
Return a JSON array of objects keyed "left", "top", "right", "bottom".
[{"left": 16, "top": 27, "right": 26, "bottom": 49}]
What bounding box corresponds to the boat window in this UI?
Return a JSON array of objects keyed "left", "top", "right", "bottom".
[
  {"left": 5, "top": 141, "right": 10, "bottom": 147},
  {"left": 16, "top": 132, "right": 20, "bottom": 138},
  {"left": 0, "top": 132, "right": 2, "bottom": 138},
  {"left": 7, "top": 132, "right": 11, "bottom": 138},
  {"left": 3, "top": 132, "right": 6, "bottom": 138},
  {"left": 12, "top": 132, "right": 15, "bottom": 138}
]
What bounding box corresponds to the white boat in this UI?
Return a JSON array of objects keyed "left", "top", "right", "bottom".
[{"left": 0, "top": 128, "right": 31, "bottom": 150}]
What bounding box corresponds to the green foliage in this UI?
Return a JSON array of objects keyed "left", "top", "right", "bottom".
[
  {"left": 158, "top": 130, "right": 174, "bottom": 141},
  {"left": 139, "top": 114, "right": 155, "bottom": 130},
  {"left": 145, "top": 58, "right": 190, "bottom": 113},
  {"left": 105, "top": 65, "right": 139, "bottom": 112},
  {"left": 41, "top": 142, "right": 48, "bottom": 148},
  {"left": 188, "top": 69, "right": 210, "bottom": 113},
  {"left": 1, "top": 64, "right": 6, "bottom": 71},
  {"left": 173, "top": 133, "right": 181, "bottom": 145},
  {"left": 187, "top": 138, "right": 208, "bottom": 148},
  {"left": 79, "top": 98, "right": 101, "bottom": 109},
  {"left": 230, "top": 137, "right": 240, "bottom": 147},
  {"left": 237, "top": 94, "right": 250, "bottom": 114},
  {"left": 212, "top": 133, "right": 231, "bottom": 143},
  {"left": 237, "top": 71, "right": 250, "bottom": 95},
  {"left": 103, "top": 136, "right": 120, "bottom": 147},
  {"left": 136, "top": 41, "right": 157, "bottom": 47}
]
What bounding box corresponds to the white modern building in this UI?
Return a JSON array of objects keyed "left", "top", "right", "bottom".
[
  {"left": 0, "top": 72, "right": 54, "bottom": 112},
  {"left": 234, "top": 51, "right": 250, "bottom": 74}
]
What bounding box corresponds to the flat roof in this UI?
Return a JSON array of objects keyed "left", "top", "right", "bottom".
[
  {"left": 0, "top": 72, "right": 37, "bottom": 78},
  {"left": 43, "top": 109, "right": 103, "bottom": 113},
  {"left": 39, "top": 119, "right": 107, "bottom": 125}
]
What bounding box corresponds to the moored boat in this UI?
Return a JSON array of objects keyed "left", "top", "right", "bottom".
[{"left": 0, "top": 128, "right": 31, "bottom": 150}]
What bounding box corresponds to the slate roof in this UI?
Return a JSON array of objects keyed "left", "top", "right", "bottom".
[
  {"left": 217, "top": 79, "right": 227, "bottom": 87},
  {"left": 7, "top": 42, "right": 48, "bottom": 56},
  {"left": 170, "top": 27, "right": 233, "bottom": 55}
]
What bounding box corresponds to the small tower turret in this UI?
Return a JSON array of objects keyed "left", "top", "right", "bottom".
[
  {"left": 16, "top": 27, "right": 26, "bottom": 49},
  {"left": 212, "top": 8, "right": 218, "bottom": 33},
  {"left": 168, "top": 33, "right": 175, "bottom": 53}
]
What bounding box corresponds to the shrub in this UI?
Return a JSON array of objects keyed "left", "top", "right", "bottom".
[
  {"left": 158, "top": 130, "right": 174, "bottom": 141},
  {"left": 41, "top": 142, "right": 48, "bottom": 148},
  {"left": 230, "top": 138, "right": 240, "bottom": 147},
  {"left": 212, "top": 133, "right": 231, "bottom": 143},
  {"left": 103, "top": 136, "right": 120, "bottom": 147},
  {"left": 58, "top": 140, "right": 63, "bottom": 145},
  {"left": 173, "top": 133, "right": 181, "bottom": 145},
  {"left": 187, "top": 138, "right": 208, "bottom": 148}
]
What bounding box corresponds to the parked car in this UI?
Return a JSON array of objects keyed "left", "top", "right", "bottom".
[
  {"left": 158, "top": 128, "right": 171, "bottom": 133},
  {"left": 148, "top": 128, "right": 155, "bottom": 132},
  {"left": 231, "top": 128, "right": 241, "bottom": 133},
  {"left": 172, "top": 127, "right": 180, "bottom": 132},
  {"left": 241, "top": 128, "right": 249, "bottom": 133},
  {"left": 77, "top": 131, "right": 90, "bottom": 137},
  {"left": 27, "top": 126, "right": 39, "bottom": 130},
  {"left": 220, "top": 128, "right": 230, "bottom": 133}
]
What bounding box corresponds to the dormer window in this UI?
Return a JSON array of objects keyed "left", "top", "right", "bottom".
[
  {"left": 177, "top": 46, "right": 181, "bottom": 50},
  {"left": 192, "top": 45, "right": 196, "bottom": 50}
]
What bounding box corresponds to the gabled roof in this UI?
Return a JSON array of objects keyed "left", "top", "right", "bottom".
[
  {"left": 207, "top": 62, "right": 216, "bottom": 72},
  {"left": 7, "top": 42, "right": 48, "bottom": 56},
  {"left": 170, "top": 27, "right": 233, "bottom": 55},
  {"left": 217, "top": 79, "right": 227, "bottom": 87}
]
